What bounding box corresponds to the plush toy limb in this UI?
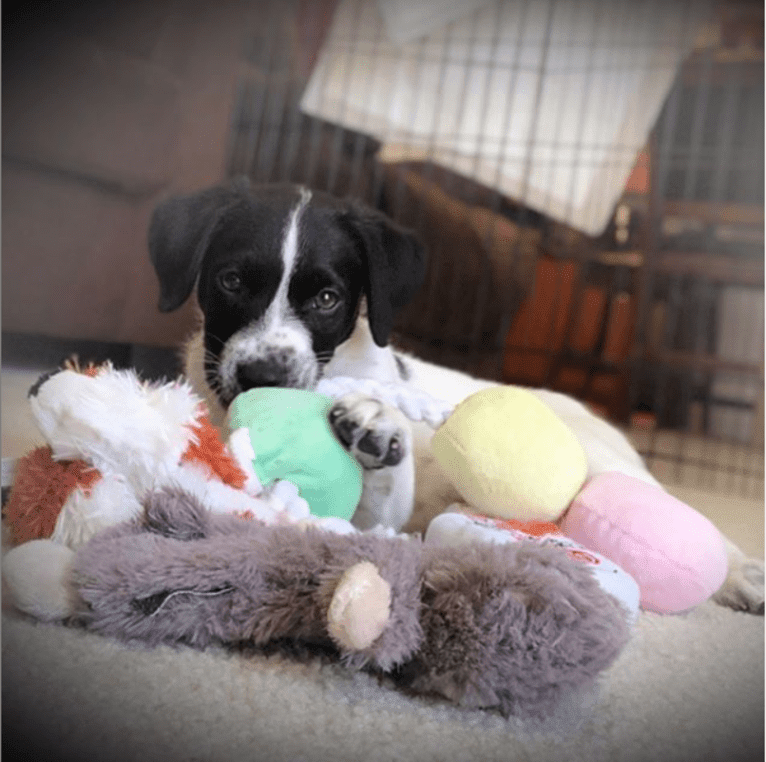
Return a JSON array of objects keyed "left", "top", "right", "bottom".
[
  {"left": 72, "top": 488, "right": 425, "bottom": 671},
  {"left": 225, "top": 427, "right": 264, "bottom": 496},
  {"left": 50, "top": 473, "right": 144, "bottom": 550},
  {"left": 265, "top": 479, "right": 312, "bottom": 522},
  {"left": 561, "top": 472, "right": 729, "bottom": 614},
  {"left": 327, "top": 561, "right": 392, "bottom": 650},
  {"left": 2, "top": 540, "right": 78, "bottom": 621},
  {"left": 316, "top": 376, "right": 454, "bottom": 428},
  {"left": 395, "top": 541, "right": 631, "bottom": 718}
]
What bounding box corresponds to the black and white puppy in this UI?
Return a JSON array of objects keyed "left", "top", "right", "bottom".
[
  {"left": 149, "top": 177, "right": 764, "bottom": 613},
  {"left": 150, "top": 178, "right": 423, "bottom": 530}
]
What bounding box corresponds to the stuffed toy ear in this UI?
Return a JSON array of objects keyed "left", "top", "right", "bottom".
[
  {"left": 148, "top": 177, "right": 251, "bottom": 312},
  {"left": 142, "top": 488, "right": 211, "bottom": 541},
  {"left": 341, "top": 204, "right": 426, "bottom": 347}
]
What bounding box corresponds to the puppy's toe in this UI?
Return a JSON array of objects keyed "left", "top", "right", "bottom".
[
  {"left": 713, "top": 557, "right": 765, "bottom": 614},
  {"left": 328, "top": 393, "right": 411, "bottom": 471},
  {"left": 356, "top": 429, "right": 405, "bottom": 466}
]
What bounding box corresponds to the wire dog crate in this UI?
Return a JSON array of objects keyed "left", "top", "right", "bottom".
[{"left": 225, "top": 0, "right": 763, "bottom": 498}]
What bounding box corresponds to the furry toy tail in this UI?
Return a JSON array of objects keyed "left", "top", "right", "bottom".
[
  {"left": 394, "top": 542, "right": 631, "bottom": 718},
  {"left": 70, "top": 488, "right": 630, "bottom": 718}
]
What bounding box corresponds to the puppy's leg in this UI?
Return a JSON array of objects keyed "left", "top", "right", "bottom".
[
  {"left": 328, "top": 393, "right": 415, "bottom": 531},
  {"left": 714, "top": 540, "right": 765, "bottom": 614}
]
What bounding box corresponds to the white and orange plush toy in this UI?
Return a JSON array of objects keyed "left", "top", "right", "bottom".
[
  {"left": 4, "top": 362, "right": 318, "bottom": 545},
  {"left": 2, "top": 362, "right": 320, "bottom": 619}
]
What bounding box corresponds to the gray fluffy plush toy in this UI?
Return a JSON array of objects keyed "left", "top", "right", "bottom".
[{"left": 70, "top": 488, "right": 630, "bottom": 718}]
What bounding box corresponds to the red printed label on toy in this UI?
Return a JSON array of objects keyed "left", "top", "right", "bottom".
[
  {"left": 462, "top": 513, "right": 601, "bottom": 566},
  {"left": 464, "top": 513, "right": 562, "bottom": 538},
  {"left": 540, "top": 535, "right": 602, "bottom": 565},
  {"left": 566, "top": 548, "right": 601, "bottom": 565},
  {"left": 561, "top": 547, "right": 601, "bottom": 565}
]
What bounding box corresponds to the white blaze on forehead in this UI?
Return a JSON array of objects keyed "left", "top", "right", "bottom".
[
  {"left": 268, "top": 186, "right": 313, "bottom": 325},
  {"left": 282, "top": 187, "right": 313, "bottom": 279}
]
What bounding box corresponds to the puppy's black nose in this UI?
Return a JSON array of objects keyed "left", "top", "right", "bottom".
[{"left": 236, "top": 360, "right": 287, "bottom": 390}]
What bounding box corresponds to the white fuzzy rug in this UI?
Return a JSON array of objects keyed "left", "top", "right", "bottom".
[{"left": 2, "top": 597, "right": 763, "bottom": 762}]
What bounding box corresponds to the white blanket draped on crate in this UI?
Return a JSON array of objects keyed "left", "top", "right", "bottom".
[{"left": 301, "top": 0, "right": 707, "bottom": 236}]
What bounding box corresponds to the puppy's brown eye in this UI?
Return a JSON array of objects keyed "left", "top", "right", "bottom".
[
  {"left": 219, "top": 270, "right": 242, "bottom": 293},
  {"left": 315, "top": 288, "right": 339, "bottom": 310}
]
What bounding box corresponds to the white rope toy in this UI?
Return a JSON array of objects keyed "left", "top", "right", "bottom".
[{"left": 315, "top": 377, "right": 455, "bottom": 429}]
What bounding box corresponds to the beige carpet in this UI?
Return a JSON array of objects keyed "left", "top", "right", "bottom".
[{"left": 2, "top": 596, "right": 763, "bottom": 762}]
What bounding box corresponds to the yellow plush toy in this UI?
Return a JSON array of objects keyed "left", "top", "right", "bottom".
[{"left": 430, "top": 387, "right": 588, "bottom": 521}]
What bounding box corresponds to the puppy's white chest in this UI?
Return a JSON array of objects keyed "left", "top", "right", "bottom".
[{"left": 324, "top": 319, "right": 401, "bottom": 384}]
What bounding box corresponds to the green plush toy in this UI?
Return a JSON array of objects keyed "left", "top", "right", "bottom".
[{"left": 228, "top": 388, "right": 363, "bottom": 521}]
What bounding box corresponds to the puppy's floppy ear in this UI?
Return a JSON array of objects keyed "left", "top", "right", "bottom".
[
  {"left": 341, "top": 203, "right": 426, "bottom": 347},
  {"left": 148, "top": 177, "right": 250, "bottom": 312}
]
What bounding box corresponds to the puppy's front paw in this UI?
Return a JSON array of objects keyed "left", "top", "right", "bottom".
[
  {"left": 328, "top": 392, "right": 410, "bottom": 470},
  {"left": 713, "top": 556, "right": 764, "bottom": 614}
]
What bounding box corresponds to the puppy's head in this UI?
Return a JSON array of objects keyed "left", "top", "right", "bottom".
[{"left": 149, "top": 178, "right": 425, "bottom": 406}]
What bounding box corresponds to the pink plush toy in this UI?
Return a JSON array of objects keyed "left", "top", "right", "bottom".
[{"left": 561, "top": 472, "right": 729, "bottom": 614}]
